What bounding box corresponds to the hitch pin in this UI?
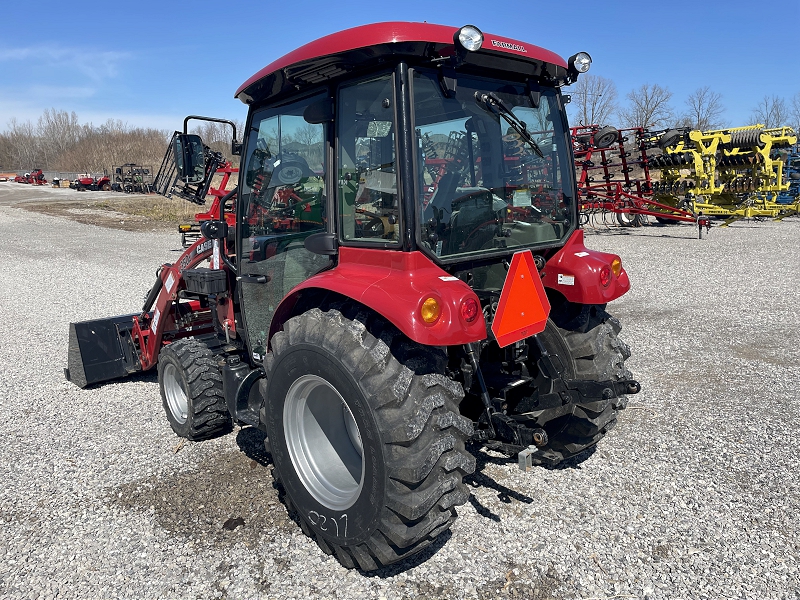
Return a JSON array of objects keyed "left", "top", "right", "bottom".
[{"left": 518, "top": 446, "right": 539, "bottom": 472}]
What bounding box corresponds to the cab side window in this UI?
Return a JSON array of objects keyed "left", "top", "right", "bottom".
[
  {"left": 241, "top": 101, "right": 326, "bottom": 238},
  {"left": 337, "top": 75, "right": 399, "bottom": 243},
  {"left": 237, "top": 93, "right": 329, "bottom": 355}
]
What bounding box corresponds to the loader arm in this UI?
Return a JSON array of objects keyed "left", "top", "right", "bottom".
[{"left": 66, "top": 238, "right": 229, "bottom": 387}]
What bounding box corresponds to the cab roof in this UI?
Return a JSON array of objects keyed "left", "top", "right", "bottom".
[{"left": 235, "top": 22, "right": 568, "bottom": 104}]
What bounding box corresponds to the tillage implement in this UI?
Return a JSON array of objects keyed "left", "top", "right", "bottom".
[
  {"left": 65, "top": 22, "right": 638, "bottom": 570},
  {"left": 652, "top": 125, "right": 798, "bottom": 225},
  {"left": 573, "top": 123, "right": 798, "bottom": 231}
]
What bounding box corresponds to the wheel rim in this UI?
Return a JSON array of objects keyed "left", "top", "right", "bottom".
[
  {"left": 284, "top": 374, "right": 364, "bottom": 511},
  {"left": 163, "top": 363, "right": 188, "bottom": 424}
]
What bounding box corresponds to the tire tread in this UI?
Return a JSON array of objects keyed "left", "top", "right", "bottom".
[{"left": 268, "top": 307, "right": 475, "bottom": 570}]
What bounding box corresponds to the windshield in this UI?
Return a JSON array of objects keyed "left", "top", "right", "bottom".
[{"left": 413, "top": 71, "right": 575, "bottom": 261}]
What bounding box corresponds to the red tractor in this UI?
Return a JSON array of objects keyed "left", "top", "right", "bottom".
[
  {"left": 71, "top": 174, "right": 111, "bottom": 191},
  {"left": 66, "top": 22, "right": 638, "bottom": 570}
]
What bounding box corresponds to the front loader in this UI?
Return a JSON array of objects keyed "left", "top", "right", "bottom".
[{"left": 66, "top": 22, "right": 639, "bottom": 571}]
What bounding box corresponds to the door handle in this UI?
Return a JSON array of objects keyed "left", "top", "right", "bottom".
[{"left": 236, "top": 274, "right": 270, "bottom": 284}]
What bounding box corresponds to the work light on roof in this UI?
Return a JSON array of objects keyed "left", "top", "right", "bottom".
[
  {"left": 456, "top": 25, "right": 483, "bottom": 52},
  {"left": 569, "top": 52, "right": 592, "bottom": 73}
]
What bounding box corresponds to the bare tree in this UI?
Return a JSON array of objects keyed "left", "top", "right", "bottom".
[
  {"left": 37, "top": 109, "right": 83, "bottom": 168},
  {"left": 568, "top": 74, "right": 618, "bottom": 126},
  {"left": 750, "top": 95, "right": 788, "bottom": 128},
  {"left": 677, "top": 86, "right": 725, "bottom": 131},
  {"left": 59, "top": 119, "right": 170, "bottom": 174},
  {"left": 189, "top": 120, "right": 244, "bottom": 166},
  {"left": 0, "top": 134, "right": 12, "bottom": 171},
  {"left": 2, "top": 110, "right": 171, "bottom": 174},
  {"left": 790, "top": 92, "right": 800, "bottom": 134},
  {"left": 618, "top": 83, "right": 674, "bottom": 129},
  {"left": 5, "top": 118, "right": 40, "bottom": 169}
]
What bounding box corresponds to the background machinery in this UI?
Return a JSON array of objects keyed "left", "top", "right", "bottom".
[
  {"left": 572, "top": 124, "right": 696, "bottom": 227},
  {"left": 573, "top": 123, "right": 798, "bottom": 232},
  {"left": 14, "top": 169, "right": 47, "bottom": 185},
  {"left": 653, "top": 125, "right": 798, "bottom": 225},
  {"left": 70, "top": 173, "right": 111, "bottom": 191},
  {"left": 777, "top": 143, "right": 800, "bottom": 204},
  {"left": 66, "top": 22, "right": 638, "bottom": 571},
  {"left": 112, "top": 163, "right": 155, "bottom": 193}
]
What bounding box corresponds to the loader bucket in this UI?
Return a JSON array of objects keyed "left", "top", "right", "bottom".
[{"left": 65, "top": 314, "right": 142, "bottom": 388}]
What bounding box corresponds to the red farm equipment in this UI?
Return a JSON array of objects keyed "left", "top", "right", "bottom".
[
  {"left": 15, "top": 169, "right": 47, "bottom": 185},
  {"left": 71, "top": 174, "right": 111, "bottom": 191},
  {"left": 572, "top": 125, "right": 698, "bottom": 228},
  {"left": 66, "top": 22, "right": 639, "bottom": 570}
]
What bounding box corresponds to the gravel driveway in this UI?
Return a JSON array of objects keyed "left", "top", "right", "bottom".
[{"left": 1, "top": 193, "right": 798, "bottom": 600}]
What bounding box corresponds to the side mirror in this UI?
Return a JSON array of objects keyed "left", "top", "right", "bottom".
[
  {"left": 173, "top": 134, "right": 206, "bottom": 183},
  {"left": 200, "top": 219, "right": 228, "bottom": 240},
  {"left": 304, "top": 231, "right": 338, "bottom": 256}
]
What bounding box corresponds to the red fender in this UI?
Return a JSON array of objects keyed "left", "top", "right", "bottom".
[
  {"left": 541, "top": 229, "right": 630, "bottom": 304},
  {"left": 273, "top": 247, "right": 487, "bottom": 346}
]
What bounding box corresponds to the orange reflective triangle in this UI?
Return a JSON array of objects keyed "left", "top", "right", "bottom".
[{"left": 491, "top": 250, "right": 551, "bottom": 347}]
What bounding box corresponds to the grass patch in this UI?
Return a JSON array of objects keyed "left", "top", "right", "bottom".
[{"left": 110, "top": 195, "right": 211, "bottom": 224}]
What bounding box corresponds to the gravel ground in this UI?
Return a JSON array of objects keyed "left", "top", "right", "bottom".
[
  {"left": 1, "top": 190, "right": 798, "bottom": 599},
  {"left": 0, "top": 181, "right": 123, "bottom": 205}
]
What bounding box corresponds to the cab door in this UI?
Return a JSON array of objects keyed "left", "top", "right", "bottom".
[{"left": 237, "top": 93, "right": 331, "bottom": 360}]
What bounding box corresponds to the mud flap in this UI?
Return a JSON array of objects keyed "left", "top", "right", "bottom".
[{"left": 65, "top": 314, "right": 142, "bottom": 388}]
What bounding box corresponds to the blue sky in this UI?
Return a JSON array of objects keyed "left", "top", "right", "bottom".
[{"left": 1, "top": 0, "right": 798, "bottom": 132}]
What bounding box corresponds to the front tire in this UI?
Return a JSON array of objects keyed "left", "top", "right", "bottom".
[
  {"left": 158, "top": 338, "right": 232, "bottom": 440},
  {"left": 264, "top": 308, "right": 475, "bottom": 571}
]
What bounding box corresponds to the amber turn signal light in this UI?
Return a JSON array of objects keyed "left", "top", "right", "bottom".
[
  {"left": 421, "top": 297, "right": 441, "bottom": 324},
  {"left": 610, "top": 257, "right": 622, "bottom": 277}
]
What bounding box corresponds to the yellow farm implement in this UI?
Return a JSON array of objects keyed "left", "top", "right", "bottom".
[{"left": 651, "top": 125, "right": 799, "bottom": 225}]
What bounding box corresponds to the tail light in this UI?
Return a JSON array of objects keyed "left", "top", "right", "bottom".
[
  {"left": 599, "top": 265, "right": 611, "bottom": 287},
  {"left": 460, "top": 297, "right": 479, "bottom": 323}
]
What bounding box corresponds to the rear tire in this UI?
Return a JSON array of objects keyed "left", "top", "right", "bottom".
[
  {"left": 535, "top": 306, "right": 632, "bottom": 462},
  {"left": 158, "top": 338, "right": 232, "bottom": 440},
  {"left": 264, "top": 308, "right": 475, "bottom": 571}
]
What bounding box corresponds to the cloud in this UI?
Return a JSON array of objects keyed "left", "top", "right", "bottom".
[
  {"left": 0, "top": 45, "right": 130, "bottom": 81},
  {"left": 28, "top": 86, "right": 97, "bottom": 100},
  {"left": 0, "top": 86, "right": 97, "bottom": 126}
]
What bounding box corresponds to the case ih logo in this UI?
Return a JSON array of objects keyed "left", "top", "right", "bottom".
[{"left": 491, "top": 40, "right": 527, "bottom": 52}]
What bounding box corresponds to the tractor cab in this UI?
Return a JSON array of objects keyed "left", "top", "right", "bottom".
[{"left": 173, "top": 23, "right": 602, "bottom": 356}]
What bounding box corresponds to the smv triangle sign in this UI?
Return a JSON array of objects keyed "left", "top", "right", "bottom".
[{"left": 491, "top": 250, "right": 551, "bottom": 347}]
